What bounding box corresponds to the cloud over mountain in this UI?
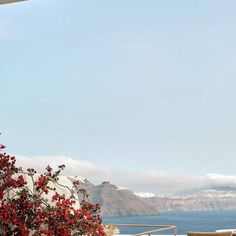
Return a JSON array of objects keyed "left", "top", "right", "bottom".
[
  {"left": 205, "top": 173, "right": 236, "bottom": 189},
  {"left": 15, "top": 155, "right": 236, "bottom": 195}
]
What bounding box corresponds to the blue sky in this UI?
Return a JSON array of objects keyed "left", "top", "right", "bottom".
[{"left": 1, "top": 0, "right": 236, "bottom": 192}]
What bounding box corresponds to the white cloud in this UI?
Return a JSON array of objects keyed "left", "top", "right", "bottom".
[
  {"left": 14, "top": 155, "right": 236, "bottom": 195},
  {"left": 205, "top": 173, "right": 236, "bottom": 188},
  {"left": 16, "top": 155, "right": 106, "bottom": 182},
  {"left": 16, "top": 155, "right": 200, "bottom": 194}
]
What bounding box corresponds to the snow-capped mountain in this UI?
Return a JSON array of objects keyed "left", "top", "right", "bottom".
[{"left": 134, "top": 192, "right": 156, "bottom": 198}]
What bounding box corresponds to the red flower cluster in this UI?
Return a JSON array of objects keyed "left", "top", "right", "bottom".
[{"left": 0, "top": 144, "right": 107, "bottom": 236}]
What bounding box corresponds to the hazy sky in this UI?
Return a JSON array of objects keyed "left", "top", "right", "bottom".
[{"left": 1, "top": 0, "right": 236, "bottom": 193}]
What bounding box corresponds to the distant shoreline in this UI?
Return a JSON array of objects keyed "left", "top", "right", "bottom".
[{"left": 103, "top": 210, "right": 236, "bottom": 234}]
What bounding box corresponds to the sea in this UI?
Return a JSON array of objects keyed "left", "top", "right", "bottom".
[{"left": 103, "top": 210, "right": 236, "bottom": 235}]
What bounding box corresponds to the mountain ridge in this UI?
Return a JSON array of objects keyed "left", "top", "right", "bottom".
[{"left": 75, "top": 178, "right": 236, "bottom": 217}]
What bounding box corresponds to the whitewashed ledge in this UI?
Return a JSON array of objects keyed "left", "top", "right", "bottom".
[
  {"left": 114, "top": 230, "right": 236, "bottom": 235},
  {"left": 114, "top": 229, "right": 236, "bottom": 235},
  {"left": 113, "top": 235, "right": 186, "bottom": 236},
  {"left": 106, "top": 224, "right": 177, "bottom": 236}
]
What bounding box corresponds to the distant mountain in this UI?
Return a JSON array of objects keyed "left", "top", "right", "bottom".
[
  {"left": 78, "top": 181, "right": 159, "bottom": 216},
  {"left": 144, "top": 189, "right": 236, "bottom": 212},
  {"left": 75, "top": 178, "right": 236, "bottom": 216}
]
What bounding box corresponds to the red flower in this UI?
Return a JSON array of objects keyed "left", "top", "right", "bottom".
[
  {"left": 0, "top": 143, "right": 106, "bottom": 236},
  {"left": 0, "top": 144, "right": 6, "bottom": 149}
]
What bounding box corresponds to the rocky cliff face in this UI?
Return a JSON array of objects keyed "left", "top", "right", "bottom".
[
  {"left": 77, "top": 179, "right": 236, "bottom": 216},
  {"left": 145, "top": 190, "right": 236, "bottom": 212},
  {"left": 79, "top": 181, "right": 158, "bottom": 216}
]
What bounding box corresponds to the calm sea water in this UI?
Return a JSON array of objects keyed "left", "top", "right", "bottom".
[{"left": 103, "top": 211, "right": 236, "bottom": 234}]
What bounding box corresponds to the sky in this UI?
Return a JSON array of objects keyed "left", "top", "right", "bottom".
[{"left": 1, "top": 0, "right": 236, "bottom": 194}]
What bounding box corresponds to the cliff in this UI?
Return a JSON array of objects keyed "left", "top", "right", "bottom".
[
  {"left": 76, "top": 178, "right": 236, "bottom": 216},
  {"left": 79, "top": 180, "right": 159, "bottom": 216},
  {"left": 145, "top": 189, "right": 236, "bottom": 212}
]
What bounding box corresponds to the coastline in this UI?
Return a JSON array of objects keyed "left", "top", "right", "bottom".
[{"left": 103, "top": 210, "right": 236, "bottom": 235}]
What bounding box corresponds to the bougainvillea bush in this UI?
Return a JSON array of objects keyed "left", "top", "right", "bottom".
[{"left": 0, "top": 144, "right": 106, "bottom": 236}]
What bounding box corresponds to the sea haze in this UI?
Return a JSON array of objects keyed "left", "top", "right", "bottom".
[{"left": 103, "top": 210, "right": 236, "bottom": 234}]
